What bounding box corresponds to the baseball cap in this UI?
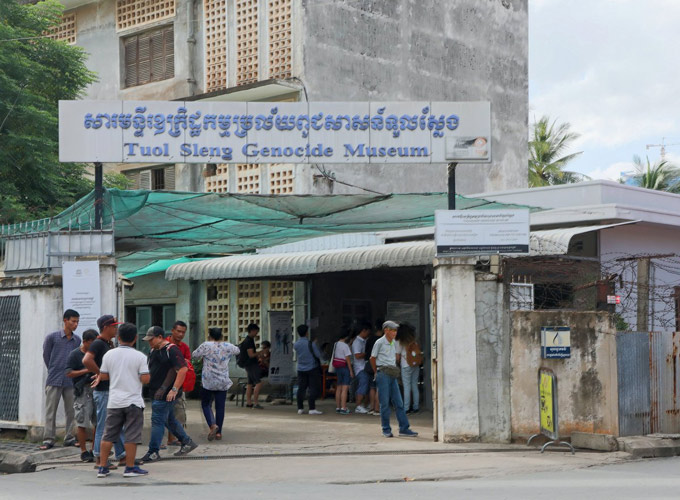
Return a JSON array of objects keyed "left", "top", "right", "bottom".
[
  {"left": 142, "top": 325, "right": 165, "bottom": 341},
  {"left": 97, "top": 315, "right": 122, "bottom": 330},
  {"left": 382, "top": 320, "right": 400, "bottom": 331}
]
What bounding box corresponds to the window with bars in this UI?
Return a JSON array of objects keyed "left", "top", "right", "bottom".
[
  {"left": 238, "top": 281, "right": 261, "bottom": 340},
  {"left": 268, "top": 0, "right": 292, "bottom": 79},
  {"left": 117, "top": 0, "right": 176, "bottom": 31},
  {"left": 46, "top": 13, "right": 76, "bottom": 44},
  {"left": 269, "top": 164, "right": 294, "bottom": 194},
  {"left": 206, "top": 280, "right": 230, "bottom": 339},
  {"left": 237, "top": 164, "right": 260, "bottom": 193},
  {"left": 236, "top": 0, "right": 258, "bottom": 85},
  {"left": 204, "top": 0, "right": 228, "bottom": 92},
  {"left": 124, "top": 26, "right": 175, "bottom": 88}
]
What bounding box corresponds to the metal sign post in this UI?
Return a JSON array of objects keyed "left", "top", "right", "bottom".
[{"left": 527, "top": 368, "right": 575, "bottom": 454}]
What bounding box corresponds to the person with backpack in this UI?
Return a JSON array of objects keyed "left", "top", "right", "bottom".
[
  {"left": 237, "top": 323, "right": 264, "bottom": 409},
  {"left": 396, "top": 323, "right": 422, "bottom": 414},
  {"left": 140, "top": 326, "right": 198, "bottom": 463},
  {"left": 293, "top": 324, "right": 323, "bottom": 415},
  {"left": 363, "top": 326, "right": 382, "bottom": 416},
  {"left": 192, "top": 327, "right": 240, "bottom": 441}
]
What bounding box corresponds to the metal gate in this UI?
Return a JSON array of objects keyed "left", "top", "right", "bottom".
[
  {"left": 617, "top": 331, "right": 680, "bottom": 436},
  {"left": 0, "top": 295, "right": 20, "bottom": 421}
]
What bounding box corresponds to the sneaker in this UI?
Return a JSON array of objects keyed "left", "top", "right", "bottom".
[
  {"left": 123, "top": 466, "right": 149, "bottom": 477},
  {"left": 335, "top": 408, "right": 341, "bottom": 413},
  {"left": 405, "top": 409, "right": 413, "bottom": 415},
  {"left": 383, "top": 432, "right": 394, "bottom": 438},
  {"left": 174, "top": 440, "right": 198, "bottom": 457},
  {"left": 97, "top": 467, "right": 110, "bottom": 478},
  {"left": 81, "top": 451, "right": 95, "bottom": 462},
  {"left": 338, "top": 408, "right": 350, "bottom": 415},
  {"left": 297, "top": 409, "right": 306, "bottom": 415},
  {"left": 308, "top": 409, "right": 323, "bottom": 415},
  {"left": 253, "top": 404, "right": 264, "bottom": 410},
  {"left": 355, "top": 405, "right": 369, "bottom": 414},
  {"left": 399, "top": 429, "right": 418, "bottom": 437},
  {"left": 140, "top": 452, "right": 161, "bottom": 463},
  {"left": 411, "top": 408, "right": 420, "bottom": 414}
]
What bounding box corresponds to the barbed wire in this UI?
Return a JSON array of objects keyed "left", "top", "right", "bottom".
[{"left": 503, "top": 252, "right": 680, "bottom": 331}]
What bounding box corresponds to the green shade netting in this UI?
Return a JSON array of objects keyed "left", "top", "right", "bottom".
[{"left": 4, "top": 189, "right": 539, "bottom": 275}]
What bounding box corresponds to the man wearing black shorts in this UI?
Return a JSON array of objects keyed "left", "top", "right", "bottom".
[
  {"left": 243, "top": 323, "right": 263, "bottom": 409},
  {"left": 96, "top": 323, "right": 150, "bottom": 478}
]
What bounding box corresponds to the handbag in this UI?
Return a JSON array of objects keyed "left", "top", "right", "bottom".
[
  {"left": 327, "top": 342, "right": 337, "bottom": 374},
  {"left": 379, "top": 365, "right": 401, "bottom": 378}
]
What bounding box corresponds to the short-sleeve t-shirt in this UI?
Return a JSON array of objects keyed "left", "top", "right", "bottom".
[
  {"left": 88, "top": 338, "right": 112, "bottom": 392},
  {"left": 241, "top": 336, "right": 258, "bottom": 366},
  {"left": 148, "top": 343, "right": 187, "bottom": 399},
  {"left": 66, "top": 347, "right": 92, "bottom": 394},
  {"left": 166, "top": 336, "right": 191, "bottom": 360},
  {"left": 334, "top": 341, "right": 352, "bottom": 362},
  {"left": 100, "top": 346, "right": 149, "bottom": 409}
]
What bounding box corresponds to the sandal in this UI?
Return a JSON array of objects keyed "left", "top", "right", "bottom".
[
  {"left": 208, "top": 425, "right": 218, "bottom": 441},
  {"left": 39, "top": 441, "right": 54, "bottom": 451},
  {"left": 215, "top": 433, "right": 222, "bottom": 440},
  {"left": 245, "top": 404, "right": 254, "bottom": 408}
]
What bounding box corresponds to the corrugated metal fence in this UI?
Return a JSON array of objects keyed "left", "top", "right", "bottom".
[{"left": 617, "top": 331, "right": 680, "bottom": 436}]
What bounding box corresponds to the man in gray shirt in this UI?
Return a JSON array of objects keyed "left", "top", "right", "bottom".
[
  {"left": 370, "top": 320, "right": 418, "bottom": 438},
  {"left": 41, "top": 309, "right": 81, "bottom": 449}
]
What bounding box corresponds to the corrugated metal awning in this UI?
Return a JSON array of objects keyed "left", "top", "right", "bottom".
[
  {"left": 166, "top": 240, "right": 435, "bottom": 280},
  {"left": 165, "top": 222, "right": 638, "bottom": 281}
]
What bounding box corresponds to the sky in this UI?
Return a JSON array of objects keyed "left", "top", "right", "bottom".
[{"left": 529, "top": 0, "right": 680, "bottom": 181}]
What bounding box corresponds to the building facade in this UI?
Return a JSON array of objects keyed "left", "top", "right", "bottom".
[{"left": 50, "top": 0, "right": 529, "bottom": 350}]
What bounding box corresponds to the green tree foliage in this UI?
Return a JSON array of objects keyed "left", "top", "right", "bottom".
[
  {"left": 528, "top": 116, "right": 588, "bottom": 187},
  {"left": 0, "top": 0, "right": 96, "bottom": 224},
  {"left": 625, "top": 155, "right": 680, "bottom": 193}
]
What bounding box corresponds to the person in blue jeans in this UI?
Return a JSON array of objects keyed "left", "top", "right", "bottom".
[
  {"left": 396, "top": 323, "right": 420, "bottom": 414},
  {"left": 369, "top": 321, "right": 418, "bottom": 438},
  {"left": 83, "top": 315, "right": 126, "bottom": 468},
  {"left": 141, "top": 326, "right": 198, "bottom": 462}
]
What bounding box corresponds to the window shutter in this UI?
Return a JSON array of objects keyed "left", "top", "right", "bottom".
[
  {"left": 139, "top": 170, "right": 151, "bottom": 190},
  {"left": 125, "top": 171, "right": 140, "bottom": 189},
  {"left": 138, "top": 32, "right": 151, "bottom": 85},
  {"left": 150, "top": 29, "right": 164, "bottom": 81},
  {"left": 124, "top": 36, "right": 138, "bottom": 87},
  {"left": 164, "top": 166, "right": 175, "bottom": 190},
  {"left": 164, "top": 27, "right": 175, "bottom": 79}
]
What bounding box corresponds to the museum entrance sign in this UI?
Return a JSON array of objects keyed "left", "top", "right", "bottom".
[{"left": 59, "top": 100, "right": 490, "bottom": 164}]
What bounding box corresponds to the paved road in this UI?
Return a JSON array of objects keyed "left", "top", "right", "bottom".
[{"left": 4, "top": 451, "right": 674, "bottom": 499}]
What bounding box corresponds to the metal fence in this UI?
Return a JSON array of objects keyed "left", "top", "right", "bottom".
[
  {"left": 0, "top": 296, "right": 21, "bottom": 421},
  {"left": 617, "top": 331, "right": 680, "bottom": 436}
]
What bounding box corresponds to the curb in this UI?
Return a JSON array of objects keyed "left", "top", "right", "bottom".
[{"left": 0, "top": 444, "right": 79, "bottom": 473}]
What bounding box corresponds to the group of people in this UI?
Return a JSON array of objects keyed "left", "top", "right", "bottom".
[
  {"left": 294, "top": 320, "right": 422, "bottom": 438},
  {"left": 41, "top": 311, "right": 422, "bottom": 480},
  {"left": 42, "top": 310, "right": 238, "bottom": 479}
]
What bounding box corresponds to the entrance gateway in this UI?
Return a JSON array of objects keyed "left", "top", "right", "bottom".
[{"left": 56, "top": 99, "right": 519, "bottom": 442}]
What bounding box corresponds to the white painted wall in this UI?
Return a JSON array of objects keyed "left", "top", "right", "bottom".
[{"left": 433, "top": 257, "right": 479, "bottom": 442}]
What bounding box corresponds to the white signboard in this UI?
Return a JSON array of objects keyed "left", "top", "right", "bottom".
[
  {"left": 62, "top": 261, "right": 101, "bottom": 335},
  {"left": 435, "top": 209, "right": 530, "bottom": 256},
  {"left": 268, "top": 311, "right": 294, "bottom": 385},
  {"left": 59, "top": 100, "right": 490, "bottom": 164}
]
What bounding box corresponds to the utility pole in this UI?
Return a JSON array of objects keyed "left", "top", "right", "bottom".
[
  {"left": 448, "top": 162, "right": 457, "bottom": 210},
  {"left": 94, "top": 162, "right": 103, "bottom": 230}
]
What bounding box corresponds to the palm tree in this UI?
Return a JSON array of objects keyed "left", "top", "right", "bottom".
[
  {"left": 625, "top": 155, "right": 680, "bottom": 193},
  {"left": 529, "top": 116, "right": 588, "bottom": 187}
]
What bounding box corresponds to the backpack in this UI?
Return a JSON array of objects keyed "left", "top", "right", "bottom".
[
  {"left": 236, "top": 338, "right": 250, "bottom": 368},
  {"left": 405, "top": 341, "right": 423, "bottom": 367},
  {"left": 165, "top": 344, "right": 196, "bottom": 392}
]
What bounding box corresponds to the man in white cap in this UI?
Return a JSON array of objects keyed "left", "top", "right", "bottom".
[{"left": 370, "top": 320, "right": 418, "bottom": 438}]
